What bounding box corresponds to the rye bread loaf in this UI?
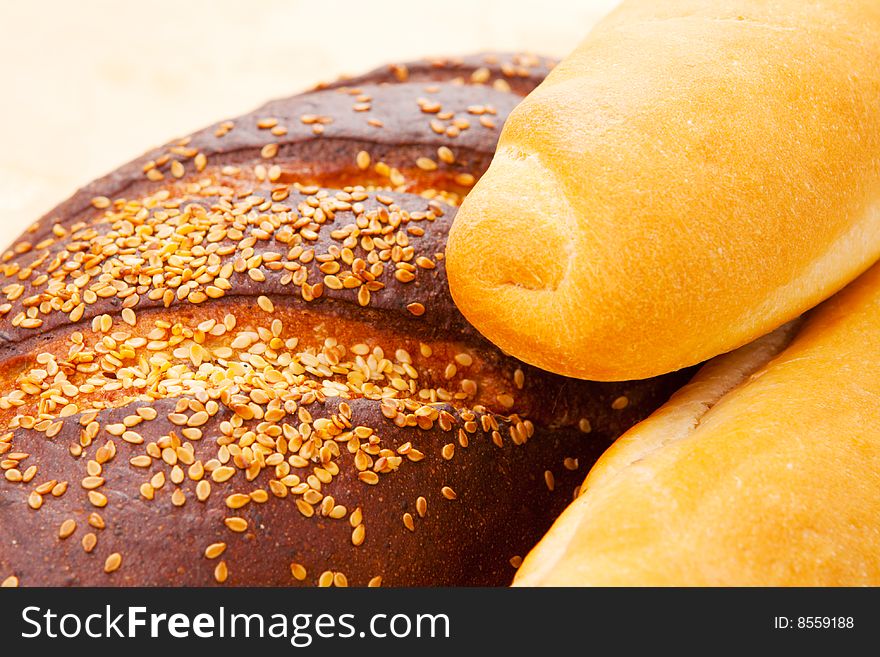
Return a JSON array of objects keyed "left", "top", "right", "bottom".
[{"left": 0, "top": 53, "right": 689, "bottom": 587}]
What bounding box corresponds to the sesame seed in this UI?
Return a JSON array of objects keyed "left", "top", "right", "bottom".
[
  {"left": 81, "top": 476, "right": 105, "bottom": 490},
  {"left": 441, "top": 486, "right": 457, "bottom": 500},
  {"left": 27, "top": 491, "right": 43, "bottom": 510},
  {"left": 88, "top": 491, "right": 108, "bottom": 507},
  {"left": 509, "top": 555, "right": 523, "bottom": 569},
  {"left": 544, "top": 470, "right": 555, "bottom": 492},
  {"left": 612, "top": 396, "right": 629, "bottom": 410},
  {"left": 204, "top": 543, "right": 226, "bottom": 559},
  {"left": 395, "top": 269, "right": 416, "bottom": 283},
  {"left": 402, "top": 512, "right": 415, "bottom": 532},
  {"left": 1, "top": 576, "right": 19, "bottom": 587},
  {"left": 416, "top": 256, "right": 436, "bottom": 270},
  {"left": 356, "top": 151, "right": 371, "bottom": 170},
  {"left": 196, "top": 480, "right": 211, "bottom": 502},
  {"left": 136, "top": 407, "right": 157, "bottom": 421},
  {"left": 471, "top": 67, "right": 491, "bottom": 83},
  {"left": 104, "top": 553, "right": 122, "bottom": 573},
  {"left": 368, "top": 576, "right": 382, "bottom": 588},
  {"left": 226, "top": 493, "right": 250, "bottom": 509},
  {"left": 578, "top": 418, "right": 592, "bottom": 433},
  {"left": 351, "top": 524, "right": 366, "bottom": 546},
  {"left": 212, "top": 466, "right": 235, "bottom": 483},
  {"left": 358, "top": 471, "right": 379, "bottom": 485},
  {"left": 290, "top": 563, "right": 307, "bottom": 581},
  {"left": 437, "top": 146, "right": 455, "bottom": 164},
  {"left": 122, "top": 431, "right": 143, "bottom": 444},
  {"left": 170, "top": 464, "right": 189, "bottom": 486},
  {"left": 418, "top": 98, "right": 441, "bottom": 114},
  {"left": 257, "top": 296, "right": 274, "bottom": 313},
  {"left": 260, "top": 143, "right": 279, "bottom": 159},
  {"left": 318, "top": 571, "right": 334, "bottom": 587},
  {"left": 82, "top": 532, "right": 98, "bottom": 553},
  {"left": 224, "top": 517, "right": 248, "bottom": 533},
  {"left": 389, "top": 169, "right": 405, "bottom": 186},
  {"left": 188, "top": 411, "right": 209, "bottom": 427},
  {"left": 214, "top": 561, "right": 228, "bottom": 583},
  {"left": 150, "top": 472, "right": 165, "bottom": 489},
  {"left": 496, "top": 393, "right": 515, "bottom": 409},
  {"left": 59, "top": 518, "right": 77, "bottom": 539}
]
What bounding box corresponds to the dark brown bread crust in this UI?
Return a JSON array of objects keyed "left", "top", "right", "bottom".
[
  {"left": 19, "top": 54, "right": 547, "bottom": 267},
  {"left": 1, "top": 377, "right": 680, "bottom": 586},
  {"left": 317, "top": 52, "right": 558, "bottom": 96},
  {"left": 0, "top": 53, "right": 691, "bottom": 588}
]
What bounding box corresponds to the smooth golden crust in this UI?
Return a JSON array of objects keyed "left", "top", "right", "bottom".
[
  {"left": 446, "top": 0, "right": 880, "bottom": 381},
  {"left": 0, "top": 54, "right": 692, "bottom": 586},
  {"left": 515, "top": 263, "right": 880, "bottom": 586}
]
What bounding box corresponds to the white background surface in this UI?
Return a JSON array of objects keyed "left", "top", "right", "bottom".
[{"left": 0, "top": 0, "right": 619, "bottom": 246}]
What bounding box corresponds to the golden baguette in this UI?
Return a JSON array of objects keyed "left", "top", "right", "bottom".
[
  {"left": 514, "top": 264, "right": 880, "bottom": 586},
  {"left": 446, "top": 0, "right": 880, "bottom": 380}
]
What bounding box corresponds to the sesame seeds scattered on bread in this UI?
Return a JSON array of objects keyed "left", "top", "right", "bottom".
[{"left": 0, "top": 53, "right": 690, "bottom": 586}]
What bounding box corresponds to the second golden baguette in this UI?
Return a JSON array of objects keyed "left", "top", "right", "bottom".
[{"left": 514, "top": 263, "right": 880, "bottom": 586}]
